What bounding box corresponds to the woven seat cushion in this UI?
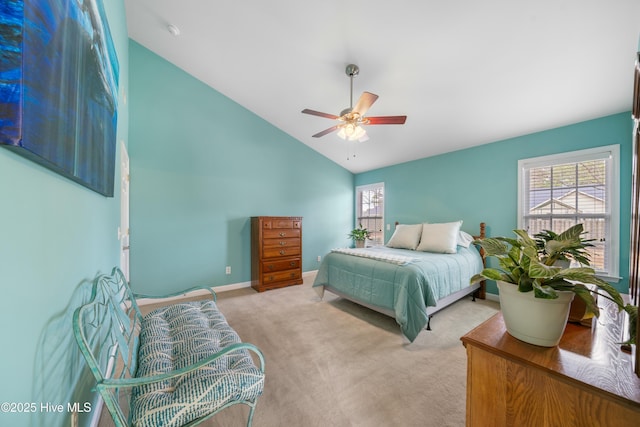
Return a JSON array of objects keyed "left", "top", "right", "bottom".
[{"left": 130, "top": 301, "right": 264, "bottom": 427}]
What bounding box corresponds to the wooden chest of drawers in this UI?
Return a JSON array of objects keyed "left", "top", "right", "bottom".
[
  {"left": 461, "top": 298, "right": 640, "bottom": 426},
  {"left": 251, "top": 216, "right": 303, "bottom": 292}
]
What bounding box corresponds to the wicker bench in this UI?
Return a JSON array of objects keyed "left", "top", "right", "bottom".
[{"left": 73, "top": 267, "right": 265, "bottom": 427}]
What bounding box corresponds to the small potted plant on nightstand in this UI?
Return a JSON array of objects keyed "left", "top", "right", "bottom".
[{"left": 348, "top": 224, "right": 371, "bottom": 248}]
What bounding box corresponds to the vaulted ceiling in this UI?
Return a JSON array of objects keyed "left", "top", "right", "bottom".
[{"left": 125, "top": 0, "right": 640, "bottom": 173}]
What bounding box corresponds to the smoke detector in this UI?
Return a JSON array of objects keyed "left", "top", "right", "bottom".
[{"left": 167, "top": 24, "right": 181, "bottom": 36}]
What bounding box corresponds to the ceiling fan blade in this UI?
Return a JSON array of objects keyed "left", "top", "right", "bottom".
[
  {"left": 352, "top": 92, "right": 379, "bottom": 116},
  {"left": 366, "top": 116, "right": 407, "bottom": 125},
  {"left": 302, "top": 109, "right": 340, "bottom": 120},
  {"left": 312, "top": 125, "right": 340, "bottom": 138}
]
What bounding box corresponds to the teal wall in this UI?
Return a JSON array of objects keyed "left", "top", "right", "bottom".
[
  {"left": 356, "top": 112, "right": 634, "bottom": 295},
  {"left": 0, "top": 1, "right": 129, "bottom": 427},
  {"left": 128, "top": 41, "right": 353, "bottom": 294}
]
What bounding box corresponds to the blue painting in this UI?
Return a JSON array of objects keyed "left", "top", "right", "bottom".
[{"left": 0, "top": 0, "right": 119, "bottom": 196}]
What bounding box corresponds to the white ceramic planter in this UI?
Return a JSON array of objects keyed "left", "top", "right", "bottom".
[{"left": 497, "top": 280, "right": 575, "bottom": 347}]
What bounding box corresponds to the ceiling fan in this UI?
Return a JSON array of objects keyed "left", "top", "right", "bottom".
[{"left": 301, "top": 64, "right": 407, "bottom": 142}]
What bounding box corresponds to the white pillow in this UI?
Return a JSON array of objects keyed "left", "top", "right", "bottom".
[
  {"left": 386, "top": 224, "right": 423, "bottom": 250},
  {"left": 417, "top": 221, "right": 463, "bottom": 253},
  {"left": 457, "top": 230, "right": 475, "bottom": 248}
]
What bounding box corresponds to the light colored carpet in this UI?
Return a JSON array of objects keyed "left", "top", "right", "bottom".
[{"left": 98, "top": 273, "right": 499, "bottom": 427}]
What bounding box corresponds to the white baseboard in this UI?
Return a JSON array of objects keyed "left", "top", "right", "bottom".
[
  {"left": 135, "top": 281, "right": 250, "bottom": 306},
  {"left": 303, "top": 270, "right": 318, "bottom": 279},
  {"left": 485, "top": 292, "right": 499, "bottom": 303},
  {"left": 135, "top": 270, "right": 318, "bottom": 307}
]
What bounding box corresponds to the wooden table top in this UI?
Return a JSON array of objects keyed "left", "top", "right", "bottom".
[{"left": 461, "top": 299, "right": 640, "bottom": 407}]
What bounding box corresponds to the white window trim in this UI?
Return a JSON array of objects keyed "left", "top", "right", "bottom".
[
  {"left": 517, "top": 145, "right": 620, "bottom": 282},
  {"left": 356, "top": 182, "right": 384, "bottom": 247}
]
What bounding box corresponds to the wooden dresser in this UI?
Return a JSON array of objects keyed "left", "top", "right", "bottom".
[
  {"left": 461, "top": 298, "right": 640, "bottom": 427},
  {"left": 251, "top": 216, "right": 303, "bottom": 292}
]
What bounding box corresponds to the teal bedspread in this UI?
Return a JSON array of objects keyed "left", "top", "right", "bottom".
[{"left": 312, "top": 246, "right": 484, "bottom": 342}]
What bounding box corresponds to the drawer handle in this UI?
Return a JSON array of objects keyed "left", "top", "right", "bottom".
[
  {"left": 268, "top": 264, "right": 274, "bottom": 270},
  {"left": 290, "top": 261, "right": 296, "bottom": 267},
  {"left": 279, "top": 241, "right": 287, "bottom": 246},
  {"left": 279, "top": 250, "right": 286, "bottom": 255},
  {"left": 279, "top": 232, "right": 286, "bottom": 237}
]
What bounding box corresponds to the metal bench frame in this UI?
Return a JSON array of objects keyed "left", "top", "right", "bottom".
[{"left": 73, "top": 267, "right": 265, "bottom": 427}]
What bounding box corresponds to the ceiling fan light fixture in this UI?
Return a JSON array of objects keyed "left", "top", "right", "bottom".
[
  {"left": 344, "top": 122, "right": 356, "bottom": 137},
  {"left": 337, "top": 123, "right": 367, "bottom": 141},
  {"left": 352, "top": 125, "right": 367, "bottom": 140}
]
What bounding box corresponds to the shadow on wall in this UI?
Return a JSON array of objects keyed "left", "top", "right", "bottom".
[
  {"left": 31, "top": 273, "right": 102, "bottom": 427},
  {"left": 227, "top": 217, "right": 252, "bottom": 282}
]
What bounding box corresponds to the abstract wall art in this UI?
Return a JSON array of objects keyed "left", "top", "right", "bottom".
[{"left": 0, "top": 0, "right": 119, "bottom": 196}]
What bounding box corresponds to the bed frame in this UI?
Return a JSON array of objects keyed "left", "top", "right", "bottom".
[{"left": 322, "top": 222, "right": 487, "bottom": 331}]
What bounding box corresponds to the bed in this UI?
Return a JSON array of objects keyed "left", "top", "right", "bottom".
[{"left": 313, "top": 221, "right": 486, "bottom": 342}]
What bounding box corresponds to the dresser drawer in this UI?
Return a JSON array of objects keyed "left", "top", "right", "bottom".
[
  {"left": 262, "top": 219, "right": 302, "bottom": 229},
  {"left": 263, "top": 228, "right": 301, "bottom": 239},
  {"left": 262, "top": 269, "right": 301, "bottom": 284},
  {"left": 263, "top": 237, "right": 301, "bottom": 249},
  {"left": 263, "top": 246, "right": 301, "bottom": 258},
  {"left": 263, "top": 258, "right": 301, "bottom": 273}
]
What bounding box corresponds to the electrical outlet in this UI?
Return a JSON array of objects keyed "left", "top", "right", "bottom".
[
  {"left": 225, "top": 266, "right": 231, "bottom": 275},
  {"left": 317, "top": 255, "right": 321, "bottom": 262}
]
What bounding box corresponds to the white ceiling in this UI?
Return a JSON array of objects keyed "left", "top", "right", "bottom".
[{"left": 124, "top": 0, "right": 640, "bottom": 174}]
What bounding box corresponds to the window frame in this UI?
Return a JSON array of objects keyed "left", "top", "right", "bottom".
[
  {"left": 517, "top": 145, "right": 620, "bottom": 282},
  {"left": 355, "top": 182, "right": 385, "bottom": 247}
]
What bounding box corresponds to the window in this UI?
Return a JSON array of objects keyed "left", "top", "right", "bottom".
[
  {"left": 518, "top": 145, "right": 620, "bottom": 280},
  {"left": 356, "top": 183, "right": 384, "bottom": 246}
]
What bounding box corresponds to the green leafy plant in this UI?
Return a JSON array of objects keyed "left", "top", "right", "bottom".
[
  {"left": 348, "top": 224, "right": 371, "bottom": 241},
  {"left": 471, "top": 224, "right": 637, "bottom": 343},
  {"left": 533, "top": 225, "right": 595, "bottom": 266}
]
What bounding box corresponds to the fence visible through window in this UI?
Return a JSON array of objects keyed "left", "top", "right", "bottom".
[{"left": 357, "top": 216, "right": 383, "bottom": 246}]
